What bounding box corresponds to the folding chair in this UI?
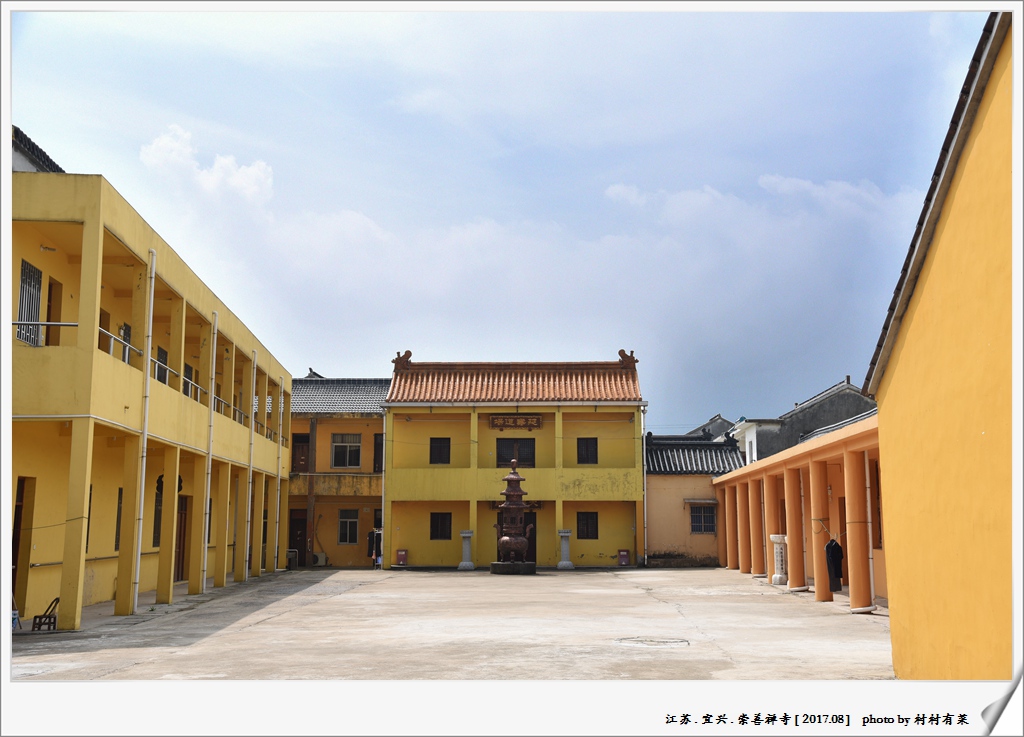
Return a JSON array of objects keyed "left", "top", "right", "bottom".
[{"left": 32, "top": 597, "right": 59, "bottom": 631}]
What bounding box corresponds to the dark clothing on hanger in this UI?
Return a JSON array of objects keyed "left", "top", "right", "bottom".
[{"left": 825, "top": 538, "right": 844, "bottom": 592}]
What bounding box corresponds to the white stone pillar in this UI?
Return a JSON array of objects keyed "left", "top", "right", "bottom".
[
  {"left": 557, "top": 529, "right": 574, "bottom": 570},
  {"left": 458, "top": 530, "right": 475, "bottom": 571},
  {"left": 770, "top": 534, "right": 787, "bottom": 585}
]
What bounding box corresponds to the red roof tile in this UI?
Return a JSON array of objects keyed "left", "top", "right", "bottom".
[{"left": 385, "top": 351, "right": 642, "bottom": 404}]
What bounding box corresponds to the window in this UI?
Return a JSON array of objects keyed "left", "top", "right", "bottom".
[
  {"left": 429, "top": 437, "right": 451, "bottom": 464},
  {"left": 115, "top": 488, "right": 123, "bottom": 551},
  {"left": 690, "top": 505, "right": 717, "bottom": 534},
  {"left": 332, "top": 434, "right": 361, "bottom": 468},
  {"left": 156, "top": 346, "right": 168, "bottom": 384},
  {"left": 496, "top": 437, "right": 535, "bottom": 468},
  {"left": 17, "top": 259, "right": 43, "bottom": 345},
  {"left": 119, "top": 323, "right": 132, "bottom": 364},
  {"left": 430, "top": 512, "right": 452, "bottom": 540},
  {"left": 373, "top": 433, "right": 384, "bottom": 473},
  {"left": 577, "top": 437, "right": 598, "bottom": 464},
  {"left": 577, "top": 511, "right": 598, "bottom": 539},
  {"left": 183, "top": 363, "right": 195, "bottom": 399},
  {"left": 338, "top": 509, "right": 359, "bottom": 544}
]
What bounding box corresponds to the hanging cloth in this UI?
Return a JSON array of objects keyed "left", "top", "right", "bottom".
[{"left": 825, "top": 538, "right": 844, "bottom": 592}]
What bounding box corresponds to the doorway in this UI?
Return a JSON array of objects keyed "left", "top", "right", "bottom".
[
  {"left": 174, "top": 496, "right": 188, "bottom": 581},
  {"left": 290, "top": 509, "right": 307, "bottom": 566}
]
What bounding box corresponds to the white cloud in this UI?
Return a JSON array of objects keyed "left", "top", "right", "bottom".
[
  {"left": 605, "top": 184, "right": 647, "bottom": 207},
  {"left": 141, "top": 125, "right": 273, "bottom": 206}
]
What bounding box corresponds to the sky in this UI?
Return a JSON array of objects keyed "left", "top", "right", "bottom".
[{"left": 3, "top": 5, "right": 997, "bottom": 434}]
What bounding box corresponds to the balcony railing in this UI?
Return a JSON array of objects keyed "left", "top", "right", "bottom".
[
  {"left": 182, "top": 376, "right": 207, "bottom": 403},
  {"left": 97, "top": 327, "right": 142, "bottom": 363},
  {"left": 13, "top": 321, "right": 80, "bottom": 347}
]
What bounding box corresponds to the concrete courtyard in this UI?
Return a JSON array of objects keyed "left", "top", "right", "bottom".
[{"left": 11, "top": 566, "right": 893, "bottom": 681}]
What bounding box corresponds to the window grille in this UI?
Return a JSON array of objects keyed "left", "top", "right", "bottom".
[
  {"left": 496, "top": 437, "right": 535, "bottom": 467},
  {"left": 690, "top": 505, "right": 717, "bottom": 534},
  {"left": 429, "top": 437, "right": 451, "bottom": 465},
  {"left": 430, "top": 512, "right": 452, "bottom": 540},
  {"left": 577, "top": 511, "right": 598, "bottom": 539},
  {"left": 17, "top": 260, "right": 42, "bottom": 345},
  {"left": 332, "top": 434, "right": 361, "bottom": 468},
  {"left": 577, "top": 437, "right": 598, "bottom": 464}
]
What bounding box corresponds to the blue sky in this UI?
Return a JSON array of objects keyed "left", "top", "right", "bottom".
[{"left": 5, "top": 5, "right": 993, "bottom": 432}]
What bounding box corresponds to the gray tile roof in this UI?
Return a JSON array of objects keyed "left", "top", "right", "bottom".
[
  {"left": 12, "top": 126, "right": 64, "bottom": 173},
  {"left": 646, "top": 435, "right": 745, "bottom": 476},
  {"left": 292, "top": 378, "right": 391, "bottom": 415}
]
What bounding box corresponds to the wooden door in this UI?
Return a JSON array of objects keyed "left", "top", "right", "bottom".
[
  {"left": 174, "top": 497, "right": 188, "bottom": 581},
  {"left": 290, "top": 509, "right": 307, "bottom": 566}
]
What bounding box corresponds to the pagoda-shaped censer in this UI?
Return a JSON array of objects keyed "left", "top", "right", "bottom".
[{"left": 490, "top": 459, "right": 536, "bottom": 575}]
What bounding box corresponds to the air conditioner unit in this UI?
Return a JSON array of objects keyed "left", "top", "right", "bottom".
[{"left": 312, "top": 552, "right": 327, "bottom": 567}]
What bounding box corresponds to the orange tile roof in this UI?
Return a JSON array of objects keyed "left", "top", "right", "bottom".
[{"left": 385, "top": 351, "right": 642, "bottom": 404}]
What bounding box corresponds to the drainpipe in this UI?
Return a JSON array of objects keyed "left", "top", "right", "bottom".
[
  {"left": 243, "top": 349, "right": 257, "bottom": 580},
  {"left": 864, "top": 451, "right": 876, "bottom": 605},
  {"left": 641, "top": 405, "right": 648, "bottom": 565},
  {"left": 380, "top": 412, "right": 387, "bottom": 567},
  {"left": 274, "top": 374, "right": 283, "bottom": 570},
  {"left": 132, "top": 249, "right": 157, "bottom": 613},
  {"left": 200, "top": 311, "right": 218, "bottom": 592}
]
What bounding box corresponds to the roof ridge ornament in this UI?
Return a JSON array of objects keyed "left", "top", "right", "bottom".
[
  {"left": 392, "top": 350, "right": 412, "bottom": 371},
  {"left": 618, "top": 349, "right": 638, "bottom": 368}
]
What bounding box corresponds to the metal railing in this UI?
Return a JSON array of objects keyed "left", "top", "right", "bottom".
[
  {"left": 182, "top": 377, "right": 208, "bottom": 403},
  {"left": 233, "top": 407, "right": 248, "bottom": 426},
  {"left": 97, "top": 327, "right": 142, "bottom": 363},
  {"left": 13, "top": 321, "right": 79, "bottom": 347}
]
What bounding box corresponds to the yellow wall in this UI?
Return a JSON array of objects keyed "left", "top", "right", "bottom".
[
  {"left": 646, "top": 475, "right": 721, "bottom": 564},
  {"left": 875, "top": 28, "right": 1011, "bottom": 680},
  {"left": 390, "top": 413, "right": 471, "bottom": 469},
  {"left": 306, "top": 497, "right": 380, "bottom": 567}
]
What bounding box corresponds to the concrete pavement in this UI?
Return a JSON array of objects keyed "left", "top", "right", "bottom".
[{"left": 10, "top": 566, "right": 892, "bottom": 681}]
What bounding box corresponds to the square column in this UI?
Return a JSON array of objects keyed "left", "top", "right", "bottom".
[
  {"left": 213, "top": 462, "right": 231, "bottom": 587},
  {"left": 762, "top": 474, "right": 781, "bottom": 581},
  {"left": 736, "top": 481, "right": 751, "bottom": 573},
  {"left": 234, "top": 470, "right": 251, "bottom": 583},
  {"left": 715, "top": 486, "right": 727, "bottom": 567},
  {"left": 843, "top": 450, "right": 875, "bottom": 612},
  {"left": 783, "top": 468, "right": 807, "bottom": 591},
  {"left": 156, "top": 446, "right": 181, "bottom": 604},
  {"left": 276, "top": 478, "right": 289, "bottom": 571},
  {"left": 115, "top": 434, "right": 142, "bottom": 615},
  {"left": 188, "top": 457, "right": 207, "bottom": 594},
  {"left": 250, "top": 472, "right": 265, "bottom": 577},
  {"left": 725, "top": 485, "right": 739, "bottom": 569},
  {"left": 58, "top": 418, "right": 95, "bottom": 630},
  {"left": 809, "top": 460, "right": 832, "bottom": 602},
  {"left": 748, "top": 479, "right": 766, "bottom": 576}
]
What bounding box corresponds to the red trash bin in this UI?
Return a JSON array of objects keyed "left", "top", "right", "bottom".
[
  {"left": 618, "top": 549, "right": 630, "bottom": 566},
  {"left": 396, "top": 549, "right": 408, "bottom": 566}
]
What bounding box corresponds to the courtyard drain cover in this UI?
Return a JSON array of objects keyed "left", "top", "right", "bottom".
[{"left": 616, "top": 637, "right": 689, "bottom": 648}]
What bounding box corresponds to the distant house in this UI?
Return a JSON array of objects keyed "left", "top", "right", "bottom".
[
  {"left": 645, "top": 434, "right": 744, "bottom": 566},
  {"left": 12, "top": 125, "right": 64, "bottom": 173},
  {"left": 729, "top": 377, "right": 876, "bottom": 462},
  {"left": 289, "top": 373, "right": 390, "bottom": 568},
  {"left": 862, "top": 12, "right": 1012, "bottom": 680}
]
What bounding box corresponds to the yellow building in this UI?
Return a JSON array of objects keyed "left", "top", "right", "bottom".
[
  {"left": 644, "top": 433, "right": 743, "bottom": 567},
  {"left": 382, "top": 350, "right": 646, "bottom": 569},
  {"left": 863, "top": 12, "right": 1012, "bottom": 679},
  {"left": 288, "top": 372, "right": 388, "bottom": 568},
  {"left": 12, "top": 141, "right": 292, "bottom": 630}
]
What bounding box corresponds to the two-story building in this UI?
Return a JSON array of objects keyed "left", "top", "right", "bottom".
[
  {"left": 12, "top": 131, "right": 292, "bottom": 629},
  {"left": 381, "top": 350, "right": 646, "bottom": 569},
  {"left": 288, "top": 371, "right": 389, "bottom": 568}
]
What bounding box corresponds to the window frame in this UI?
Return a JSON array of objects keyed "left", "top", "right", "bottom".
[
  {"left": 577, "top": 437, "right": 598, "bottom": 465},
  {"left": 16, "top": 259, "right": 43, "bottom": 346},
  {"left": 496, "top": 437, "right": 536, "bottom": 468},
  {"left": 429, "top": 437, "right": 451, "bottom": 465},
  {"left": 577, "top": 511, "right": 599, "bottom": 540},
  {"left": 689, "top": 505, "right": 717, "bottom": 535},
  {"left": 430, "top": 512, "right": 452, "bottom": 540},
  {"left": 331, "top": 433, "right": 362, "bottom": 469},
  {"left": 338, "top": 509, "right": 359, "bottom": 545}
]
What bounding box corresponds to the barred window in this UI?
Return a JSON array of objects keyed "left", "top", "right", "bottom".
[
  {"left": 496, "top": 437, "right": 535, "bottom": 468},
  {"left": 430, "top": 512, "right": 452, "bottom": 540},
  {"left": 690, "top": 505, "right": 717, "bottom": 534},
  {"left": 577, "top": 437, "right": 598, "bottom": 464},
  {"left": 577, "top": 511, "right": 598, "bottom": 540},
  {"left": 332, "top": 434, "right": 361, "bottom": 468},
  {"left": 429, "top": 437, "right": 451, "bottom": 465}
]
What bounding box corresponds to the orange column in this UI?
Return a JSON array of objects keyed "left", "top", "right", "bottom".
[
  {"left": 736, "top": 482, "right": 751, "bottom": 573},
  {"left": 809, "top": 460, "right": 832, "bottom": 602},
  {"left": 715, "top": 486, "right": 727, "bottom": 567},
  {"left": 783, "top": 467, "right": 807, "bottom": 590},
  {"left": 763, "top": 474, "right": 781, "bottom": 581},
  {"left": 725, "top": 485, "right": 738, "bottom": 569},
  {"left": 843, "top": 450, "right": 874, "bottom": 612},
  {"left": 748, "top": 478, "right": 766, "bottom": 576}
]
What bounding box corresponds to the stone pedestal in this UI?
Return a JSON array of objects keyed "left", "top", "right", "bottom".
[
  {"left": 458, "top": 530, "right": 475, "bottom": 571},
  {"left": 490, "top": 561, "right": 536, "bottom": 575},
  {"left": 770, "top": 534, "right": 787, "bottom": 585},
  {"left": 557, "top": 529, "right": 574, "bottom": 570}
]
